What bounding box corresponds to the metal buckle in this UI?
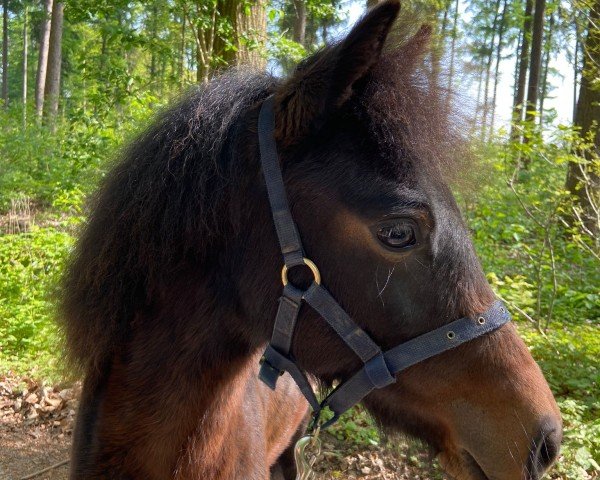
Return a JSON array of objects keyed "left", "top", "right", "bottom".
[
  {"left": 294, "top": 428, "right": 322, "bottom": 480},
  {"left": 281, "top": 257, "right": 321, "bottom": 286}
]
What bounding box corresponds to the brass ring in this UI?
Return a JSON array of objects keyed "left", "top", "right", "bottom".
[{"left": 281, "top": 258, "right": 321, "bottom": 286}]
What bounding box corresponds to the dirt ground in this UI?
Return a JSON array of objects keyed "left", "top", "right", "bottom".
[
  {"left": 0, "top": 375, "right": 442, "bottom": 480},
  {"left": 0, "top": 376, "right": 75, "bottom": 480}
]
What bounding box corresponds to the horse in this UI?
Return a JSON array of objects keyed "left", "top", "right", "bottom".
[{"left": 60, "top": 2, "right": 562, "bottom": 479}]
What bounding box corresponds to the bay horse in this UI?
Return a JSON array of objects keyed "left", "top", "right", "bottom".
[{"left": 60, "top": 2, "right": 562, "bottom": 479}]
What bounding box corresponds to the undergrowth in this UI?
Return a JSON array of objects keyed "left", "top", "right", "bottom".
[{"left": 0, "top": 227, "right": 73, "bottom": 381}]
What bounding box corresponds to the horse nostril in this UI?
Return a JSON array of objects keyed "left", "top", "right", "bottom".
[{"left": 527, "top": 418, "right": 562, "bottom": 477}]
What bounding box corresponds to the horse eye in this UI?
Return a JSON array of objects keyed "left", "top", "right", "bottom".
[{"left": 376, "top": 222, "right": 417, "bottom": 249}]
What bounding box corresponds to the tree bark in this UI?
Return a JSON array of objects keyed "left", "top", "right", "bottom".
[
  {"left": 524, "top": 0, "right": 546, "bottom": 125},
  {"left": 234, "top": 0, "right": 266, "bottom": 69},
  {"left": 476, "top": 64, "right": 483, "bottom": 118},
  {"left": 292, "top": 0, "right": 306, "bottom": 46},
  {"left": 566, "top": 0, "right": 600, "bottom": 235},
  {"left": 44, "top": 1, "right": 64, "bottom": 130},
  {"left": 2, "top": 0, "right": 8, "bottom": 106},
  {"left": 35, "top": 0, "right": 53, "bottom": 119},
  {"left": 190, "top": 0, "right": 266, "bottom": 82},
  {"left": 510, "top": 0, "right": 534, "bottom": 139},
  {"left": 22, "top": 7, "right": 28, "bottom": 126},
  {"left": 192, "top": 1, "right": 217, "bottom": 82},
  {"left": 213, "top": 0, "right": 267, "bottom": 70}
]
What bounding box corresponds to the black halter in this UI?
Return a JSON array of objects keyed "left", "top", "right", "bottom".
[{"left": 256, "top": 96, "right": 511, "bottom": 431}]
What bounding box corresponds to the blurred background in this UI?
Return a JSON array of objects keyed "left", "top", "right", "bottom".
[{"left": 0, "top": 0, "right": 598, "bottom": 478}]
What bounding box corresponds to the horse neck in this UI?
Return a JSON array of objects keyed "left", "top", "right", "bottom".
[{"left": 146, "top": 272, "right": 260, "bottom": 366}]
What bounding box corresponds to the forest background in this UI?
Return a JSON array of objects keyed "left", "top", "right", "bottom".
[{"left": 0, "top": 0, "right": 598, "bottom": 478}]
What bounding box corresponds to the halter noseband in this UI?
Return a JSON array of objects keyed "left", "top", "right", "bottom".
[{"left": 256, "top": 96, "right": 511, "bottom": 430}]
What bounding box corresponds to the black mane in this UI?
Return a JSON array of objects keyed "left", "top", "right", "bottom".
[{"left": 61, "top": 70, "right": 275, "bottom": 370}]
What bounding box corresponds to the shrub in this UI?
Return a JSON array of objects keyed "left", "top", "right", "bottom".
[{"left": 0, "top": 227, "right": 73, "bottom": 380}]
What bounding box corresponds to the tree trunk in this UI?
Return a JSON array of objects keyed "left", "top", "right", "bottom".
[
  {"left": 44, "top": 1, "right": 64, "bottom": 130},
  {"left": 235, "top": 0, "right": 266, "bottom": 69},
  {"left": 180, "top": 12, "right": 186, "bottom": 87},
  {"left": 367, "top": 0, "right": 382, "bottom": 8},
  {"left": 512, "top": 29, "right": 522, "bottom": 106},
  {"left": 538, "top": 12, "right": 554, "bottom": 127},
  {"left": 431, "top": 0, "right": 452, "bottom": 89},
  {"left": 292, "top": 0, "right": 306, "bottom": 46},
  {"left": 510, "top": 0, "right": 534, "bottom": 139},
  {"left": 490, "top": 0, "right": 509, "bottom": 135},
  {"left": 566, "top": 0, "right": 600, "bottom": 235},
  {"left": 476, "top": 64, "right": 483, "bottom": 120},
  {"left": 149, "top": 1, "right": 159, "bottom": 81},
  {"left": 573, "top": 19, "right": 582, "bottom": 121},
  {"left": 195, "top": 9, "right": 211, "bottom": 84},
  {"left": 447, "top": 0, "right": 459, "bottom": 91},
  {"left": 524, "top": 0, "right": 546, "bottom": 125},
  {"left": 191, "top": 0, "right": 266, "bottom": 82},
  {"left": 440, "top": 0, "right": 450, "bottom": 35},
  {"left": 481, "top": 0, "right": 501, "bottom": 140},
  {"left": 2, "top": 0, "right": 8, "bottom": 106},
  {"left": 213, "top": 0, "right": 267, "bottom": 70},
  {"left": 160, "top": 55, "right": 166, "bottom": 94},
  {"left": 22, "top": 7, "right": 28, "bottom": 126},
  {"left": 35, "top": 0, "right": 53, "bottom": 119}
]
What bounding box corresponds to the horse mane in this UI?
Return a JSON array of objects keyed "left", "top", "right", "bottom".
[
  {"left": 60, "top": 26, "right": 464, "bottom": 373},
  {"left": 60, "top": 70, "right": 276, "bottom": 372}
]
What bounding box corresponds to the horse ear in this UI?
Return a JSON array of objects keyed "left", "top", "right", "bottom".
[
  {"left": 399, "top": 24, "right": 433, "bottom": 66},
  {"left": 275, "top": 0, "right": 400, "bottom": 145}
]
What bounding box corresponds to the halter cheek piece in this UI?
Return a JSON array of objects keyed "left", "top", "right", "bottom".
[{"left": 256, "top": 96, "right": 511, "bottom": 431}]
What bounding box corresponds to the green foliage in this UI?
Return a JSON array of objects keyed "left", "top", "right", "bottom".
[
  {"left": 0, "top": 92, "right": 162, "bottom": 212},
  {"left": 466, "top": 127, "right": 600, "bottom": 331},
  {"left": 0, "top": 227, "right": 73, "bottom": 380},
  {"left": 464, "top": 128, "right": 599, "bottom": 477},
  {"left": 268, "top": 0, "right": 343, "bottom": 73},
  {"left": 0, "top": 108, "right": 109, "bottom": 210},
  {"left": 267, "top": 30, "right": 307, "bottom": 66},
  {"left": 327, "top": 406, "right": 380, "bottom": 447},
  {"left": 521, "top": 323, "right": 600, "bottom": 478}
]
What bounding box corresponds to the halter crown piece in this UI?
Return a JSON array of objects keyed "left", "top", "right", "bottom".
[{"left": 257, "top": 96, "right": 511, "bottom": 431}]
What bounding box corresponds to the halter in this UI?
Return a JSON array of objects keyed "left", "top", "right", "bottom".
[{"left": 257, "top": 96, "right": 511, "bottom": 431}]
